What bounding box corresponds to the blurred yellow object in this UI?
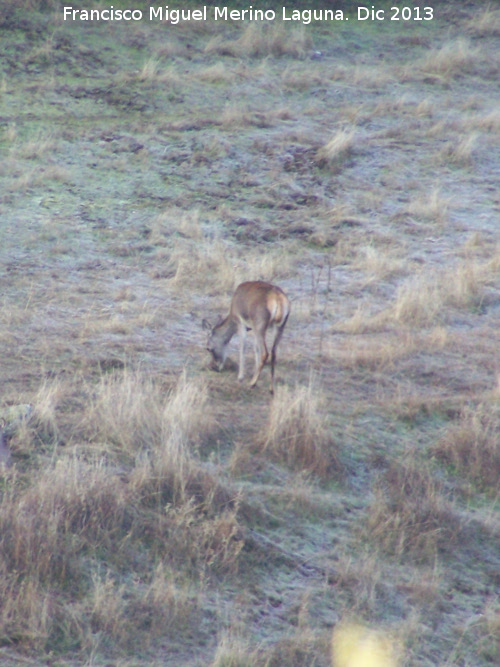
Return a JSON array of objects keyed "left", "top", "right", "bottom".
[{"left": 332, "top": 623, "right": 397, "bottom": 667}]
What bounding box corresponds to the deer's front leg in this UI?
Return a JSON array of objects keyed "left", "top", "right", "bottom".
[{"left": 249, "top": 333, "right": 268, "bottom": 388}]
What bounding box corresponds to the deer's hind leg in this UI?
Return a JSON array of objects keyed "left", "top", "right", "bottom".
[
  {"left": 269, "top": 314, "right": 289, "bottom": 393},
  {"left": 249, "top": 325, "right": 269, "bottom": 388},
  {"left": 267, "top": 327, "right": 280, "bottom": 393}
]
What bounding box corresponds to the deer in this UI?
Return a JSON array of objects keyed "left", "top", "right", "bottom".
[{"left": 204, "top": 281, "right": 290, "bottom": 394}]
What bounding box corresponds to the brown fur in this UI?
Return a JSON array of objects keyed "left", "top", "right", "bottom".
[{"left": 205, "top": 281, "right": 291, "bottom": 393}]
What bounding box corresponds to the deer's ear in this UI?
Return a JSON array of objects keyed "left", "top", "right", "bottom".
[{"left": 201, "top": 318, "right": 212, "bottom": 331}]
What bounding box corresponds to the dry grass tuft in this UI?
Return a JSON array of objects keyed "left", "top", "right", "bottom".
[
  {"left": 0, "top": 455, "right": 203, "bottom": 650},
  {"left": 209, "top": 634, "right": 260, "bottom": 667},
  {"left": 328, "top": 203, "right": 362, "bottom": 228},
  {"left": 330, "top": 64, "right": 392, "bottom": 89},
  {"left": 389, "top": 259, "right": 489, "bottom": 327},
  {"left": 282, "top": 65, "right": 322, "bottom": 91},
  {"left": 167, "top": 240, "right": 236, "bottom": 292},
  {"left": 315, "top": 128, "right": 356, "bottom": 169},
  {"left": 440, "top": 131, "right": 479, "bottom": 166},
  {"left": 336, "top": 304, "right": 379, "bottom": 335},
  {"left": 32, "top": 377, "right": 65, "bottom": 440},
  {"left": 85, "top": 371, "right": 226, "bottom": 512},
  {"left": 206, "top": 23, "right": 312, "bottom": 59},
  {"left": 390, "top": 274, "right": 443, "bottom": 327},
  {"left": 210, "top": 630, "right": 329, "bottom": 667},
  {"left": 139, "top": 562, "right": 199, "bottom": 635},
  {"left": 87, "top": 370, "right": 164, "bottom": 452},
  {"left": 151, "top": 498, "right": 244, "bottom": 574},
  {"left": 417, "top": 38, "right": 480, "bottom": 79},
  {"left": 265, "top": 629, "right": 328, "bottom": 667},
  {"left": 340, "top": 251, "right": 496, "bottom": 331},
  {"left": 8, "top": 165, "right": 71, "bottom": 192},
  {"left": 333, "top": 553, "right": 386, "bottom": 616},
  {"left": 352, "top": 65, "right": 393, "bottom": 88},
  {"left": 432, "top": 403, "right": 500, "bottom": 493},
  {"left": 0, "top": 363, "right": 241, "bottom": 653},
  {"left": 366, "top": 453, "right": 460, "bottom": 561},
  {"left": 195, "top": 62, "right": 237, "bottom": 84},
  {"left": 87, "top": 370, "right": 211, "bottom": 459},
  {"left": 352, "top": 244, "right": 407, "bottom": 282},
  {"left": 0, "top": 574, "right": 56, "bottom": 651},
  {"left": 465, "top": 5, "right": 500, "bottom": 37},
  {"left": 10, "top": 132, "right": 58, "bottom": 160},
  {"left": 0, "top": 454, "right": 128, "bottom": 585},
  {"left": 220, "top": 103, "right": 255, "bottom": 128},
  {"left": 236, "top": 247, "right": 294, "bottom": 284},
  {"left": 83, "top": 564, "right": 200, "bottom": 653},
  {"left": 415, "top": 98, "right": 434, "bottom": 116},
  {"left": 331, "top": 330, "right": 447, "bottom": 371},
  {"left": 138, "top": 57, "right": 161, "bottom": 81},
  {"left": 406, "top": 188, "right": 449, "bottom": 224},
  {"left": 135, "top": 59, "right": 180, "bottom": 86},
  {"left": 2, "top": 123, "right": 17, "bottom": 143},
  {"left": 463, "top": 110, "right": 500, "bottom": 134},
  {"left": 258, "top": 383, "right": 340, "bottom": 479}
]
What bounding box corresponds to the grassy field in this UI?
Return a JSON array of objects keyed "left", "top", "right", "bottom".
[{"left": 1, "top": 2, "right": 500, "bottom": 665}]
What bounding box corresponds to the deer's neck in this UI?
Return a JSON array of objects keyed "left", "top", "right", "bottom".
[{"left": 220, "top": 315, "right": 238, "bottom": 344}]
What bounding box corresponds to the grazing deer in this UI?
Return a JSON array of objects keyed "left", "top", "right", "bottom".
[{"left": 204, "top": 281, "right": 290, "bottom": 394}]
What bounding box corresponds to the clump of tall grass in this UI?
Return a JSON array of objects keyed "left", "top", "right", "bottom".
[
  {"left": 432, "top": 403, "right": 500, "bottom": 493},
  {"left": 136, "top": 59, "right": 180, "bottom": 87},
  {"left": 417, "top": 38, "right": 480, "bottom": 79},
  {"left": 205, "top": 23, "right": 312, "bottom": 58},
  {"left": 87, "top": 370, "right": 222, "bottom": 507},
  {"left": 0, "top": 370, "right": 243, "bottom": 655},
  {"left": 406, "top": 188, "right": 449, "bottom": 224},
  {"left": 258, "top": 382, "right": 340, "bottom": 479},
  {"left": 365, "top": 452, "right": 460, "bottom": 561},
  {"left": 0, "top": 454, "right": 128, "bottom": 586},
  {"left": 166, "top": 240, "right": 235, "bottom": 293},
  {"left": 87, "top": 370, "right": 209, "bottom": 451},
  {"left": 315, "top": 128, "right": 356, "bottom": 169},
  {"left": 389, "top": 258, "right": 492, "bottom": 327},
  {"left": 466, "top": 5, "right": 500, "bottom": 37}
]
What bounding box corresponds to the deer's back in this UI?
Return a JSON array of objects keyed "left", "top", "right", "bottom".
[{"left": 231, "top": 281, "right": 290, "bottom": 326}]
